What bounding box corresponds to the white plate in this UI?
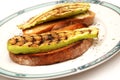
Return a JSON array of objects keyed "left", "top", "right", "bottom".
[{"left": 0, "top": 0, "right": 120, "bottom": 79}]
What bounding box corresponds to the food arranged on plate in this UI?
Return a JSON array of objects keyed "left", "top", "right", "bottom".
[{"left": 7, "top": 2, "right": 99, "bottom": 66}]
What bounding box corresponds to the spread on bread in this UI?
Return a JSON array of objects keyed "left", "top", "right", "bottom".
[{"left": 7, "top": 2, "right": 99, "bottom": 66}]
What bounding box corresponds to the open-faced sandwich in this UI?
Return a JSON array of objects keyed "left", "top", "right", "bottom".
[
  {"left": 7, "top": 3, "right": 99, "bottom": 66},
  {"left": 18, "top": 3, "right": 95, "bottom": 34}
]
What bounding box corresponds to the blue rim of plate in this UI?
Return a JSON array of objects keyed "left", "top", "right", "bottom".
[{"left": 0, "top": 0, "right": 120, "bottom": 79}]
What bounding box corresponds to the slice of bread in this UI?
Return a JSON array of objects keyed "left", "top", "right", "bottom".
[
  {"left": 23, "top": 11, "right": 95, "bottom": 34},
  {"left": 9, "top": 39, "right": 93, "bottom": 66}
]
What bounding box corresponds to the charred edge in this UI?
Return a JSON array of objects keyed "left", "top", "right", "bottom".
[
  {"left": 52, "top": 32, "right": 61, "bottom": 43},
  {"left": 30, "top": 36, "right": 36, "bottom": 44},
  {"left": 80, "top": 29, "right": 92, "bottom": 34},
  {"left": 47, "top": 34, "right": 54, "bottom": 41},
  {"left": 21, "top": 36, "right": 27, "bottom": 44},
  {"left": 38, "top": 35, "right": 44, "bottom": 45},
  {"left": 63, "top": 32, "right": 68, "bottom": 40},
  {"left": 58, "top": 32, "right": 68, "bottom": 41},
  {"left": 46, "top": 34, "right": 54, "bottom": 45},
  {"left": 17, "top": 36, "right": 25, "bottom": 46}
]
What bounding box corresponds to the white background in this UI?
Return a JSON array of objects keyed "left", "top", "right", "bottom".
[{"left": 0, "top": 0, "right": 120, "bottom": 80}]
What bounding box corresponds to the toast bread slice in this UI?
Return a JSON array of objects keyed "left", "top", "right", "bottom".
[
  {"left": 23, "top": 11, "right": 95, "bottom": 34},
  {"left": 9, "top": 39, "right": 93, "bottom": 66}
]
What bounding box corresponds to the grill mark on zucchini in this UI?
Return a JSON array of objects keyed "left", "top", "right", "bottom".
[{"left": 9, "top": 28, "right": 95, "bottom": 46}]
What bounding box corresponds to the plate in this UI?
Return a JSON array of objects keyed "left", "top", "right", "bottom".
[{"left": 0, "top": 0, "right": 120, "bottom": 79}]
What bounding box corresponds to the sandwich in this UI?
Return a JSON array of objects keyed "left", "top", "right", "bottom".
[
  {"left": 7, "top": 3, "right": 99, "bottom": 66},
  {"left": 18, "top": 3, "right": 95, "bottom": 34}
]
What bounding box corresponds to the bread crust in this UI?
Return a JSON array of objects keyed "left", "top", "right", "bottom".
[{"left": 9, "top": 39, "right": 93, "bottom": 66}]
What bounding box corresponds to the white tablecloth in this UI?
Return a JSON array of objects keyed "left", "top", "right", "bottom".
[{"left": 0, "top": 0, "right": 120, "bottom": 80}]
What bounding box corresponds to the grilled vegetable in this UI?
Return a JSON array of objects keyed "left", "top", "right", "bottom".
[
  {"left": 7, "top": 27, "right": 98, "bottom": 54},
  {"left": 18, "top": 3, "right": 90, "bottom": 30}
]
